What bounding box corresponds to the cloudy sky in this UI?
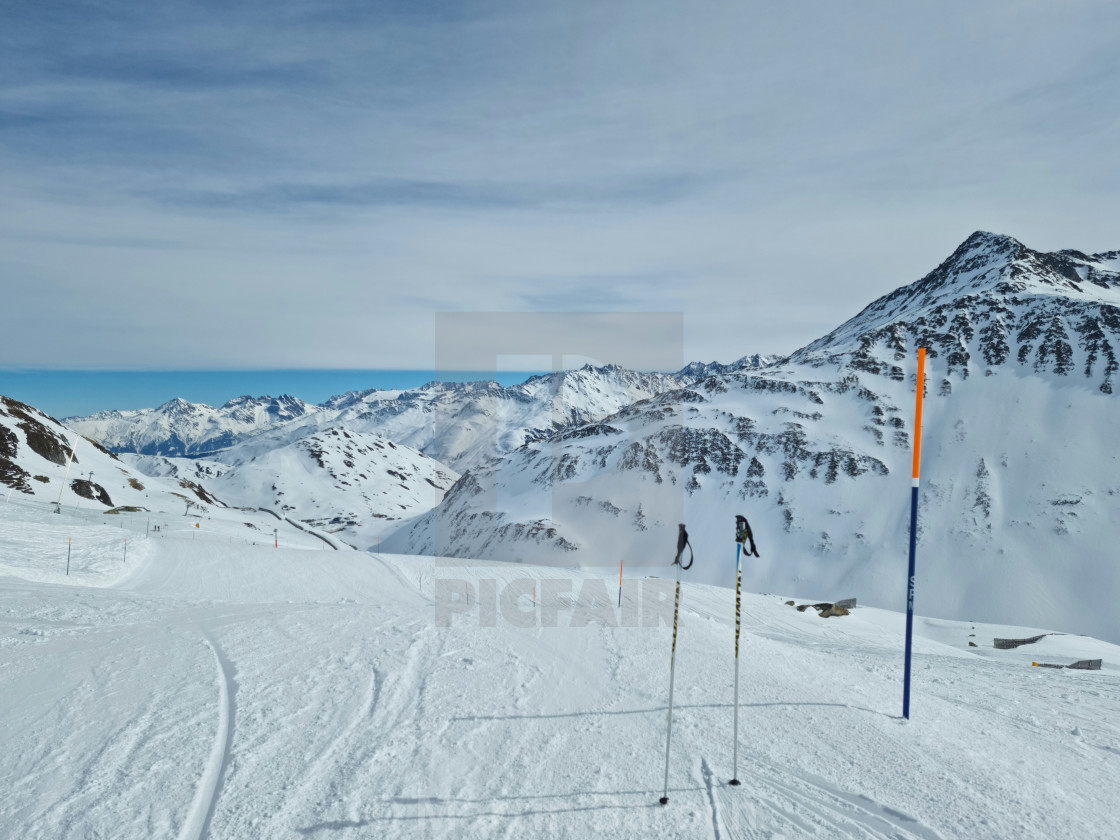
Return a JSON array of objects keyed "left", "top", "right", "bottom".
[{"left": 2, "top": 0, "right": 1118, "bottom": 376}]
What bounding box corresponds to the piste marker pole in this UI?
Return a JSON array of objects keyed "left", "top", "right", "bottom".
[
  {"left": 618, "top": 552, "right": 624, "bottom": 608},
  {"left": 902, "top": 347, "right": 926, "bottom": 720}
]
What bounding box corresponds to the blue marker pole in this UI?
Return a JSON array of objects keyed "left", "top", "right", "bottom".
[{"left": 903, "top": 347, "right": 927, "bottom": 720}]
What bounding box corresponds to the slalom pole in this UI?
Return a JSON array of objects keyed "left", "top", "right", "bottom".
[
  {"left": 660, "top": 523, "right": 693, "bottom": 805},
  {"left": 902, "top": 347, "right": 927, "bottom": 720},
  {"left": 660, "top": 556, "right": 683, "bottom": 805},
  {"left": 730, "top": 539, "right": 743, "bottom": 786}
]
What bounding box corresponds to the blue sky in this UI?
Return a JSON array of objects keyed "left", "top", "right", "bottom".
[{"left": 2, "top": 0, "right": 1118, "bottom": 396}]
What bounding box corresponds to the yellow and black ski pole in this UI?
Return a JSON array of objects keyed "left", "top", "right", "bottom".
[
  {"left": 732, "top": 514, "right": 759, "bottom": 787},
  {"left": 660, "top": 523, "right": 692, "bottom": 805}
]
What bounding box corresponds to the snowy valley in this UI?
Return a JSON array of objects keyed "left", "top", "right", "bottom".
[{"left": 3, "top": 230, "right": 1119, "bottom": 838}]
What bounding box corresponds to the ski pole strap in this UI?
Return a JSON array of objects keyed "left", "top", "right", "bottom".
[
  {"left": 735, "top": 514, "right": 760, "bottom": 558},
  {"left": 673, "top": 524, "right": 694, "bottom": 570}
]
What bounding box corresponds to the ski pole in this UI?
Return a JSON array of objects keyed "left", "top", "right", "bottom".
[
  {"left": 660, "top": 555, "right": 682, "bottom": 805},
  {"left": 731, "top": 514, "right": 759, "bottom": 786},
  {"left": 660, "top": 523, "right": 692, "bottom": 805},
  {"left": 731, "top": 538, "right": 742, "bottom": 786}
]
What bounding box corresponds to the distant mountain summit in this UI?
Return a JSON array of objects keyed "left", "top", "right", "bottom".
[
  {"left": 797, "top": 230, "right": 1120, "bottom": 392},
  {"left": 677, "top": 354, "right": 781, "bottom": 380},
  {"left": 70, "top": 395, "right": 320, "bottom": 457},
  {"left": 221, "top": 394, "right": 311, "bottom": 420}
]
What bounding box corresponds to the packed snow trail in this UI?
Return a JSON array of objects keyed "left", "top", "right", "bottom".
[{"left": 3, "top": 508, "right": 1120, "bottom": 838}]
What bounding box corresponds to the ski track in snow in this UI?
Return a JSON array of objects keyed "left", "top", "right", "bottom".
[
  {"left": 178, "top": 628, "right": 236, "bottom": 840},
  {"left": 714, "top": 755, "right": 946, "bottom": 840},
  {"left": 3, "top": 506, "right": 1120, "bottom": 839},
  {"left": 700, "top": 757, "right": 723, "bottom": 839}
]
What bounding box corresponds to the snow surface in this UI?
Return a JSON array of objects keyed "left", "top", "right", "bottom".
[{"left": 3, "top": 501, "right": 1118, "bottom": 839}]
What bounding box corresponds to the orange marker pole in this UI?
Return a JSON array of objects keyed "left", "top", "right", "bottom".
[
  {"left": 617, "top": 555, "right": 624, "bottom": 607},
  {"left": 902, "top": 347, "right": 927, "bottom": 720}
]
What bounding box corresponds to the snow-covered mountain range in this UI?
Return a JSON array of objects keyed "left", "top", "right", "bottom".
[
  {"left": 63, "top": 364, "right": 715, "bottom": 549},
  {"left": 69, "top": 395, "right": 319, "bottom": 458},
  {"left": 0, "top": 394, "right": 338, "bottom": 548},
  {"left": 386, "top": 232, "right": 1120, "bottom": 643},
  {"left": 307, "top": 365, "right": 694, "bottom": 473},
  {"left": 26, "top": 231, "right": 1120, "bottom": 640},
  {"left": 66, "top": 364, "right": 712, "bottom": 471},
  {"left": 125, "top": 428, "right": 459, "bottom": 550}
]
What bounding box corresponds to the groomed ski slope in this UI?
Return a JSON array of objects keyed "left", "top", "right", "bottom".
[{"left": 2, "top": 504, "right": 1118, "bottom": 839}]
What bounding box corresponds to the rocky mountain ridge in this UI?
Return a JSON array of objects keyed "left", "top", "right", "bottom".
[
  {"left": 70, "top": 394, "right": 319, "bottom": 458},
  {"left": 66, "top": 362, "right": 740, "bottom": 473}
]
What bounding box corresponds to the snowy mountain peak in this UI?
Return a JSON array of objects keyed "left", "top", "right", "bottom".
[
  {"left": 158, "top": 397, "right": 197, "bottom": 414},
  {"left": 68, "top": 393, "right": 320, "bottom": 458},
  {"left": 219, "top": 394, "right": 313, "bottom": 421},
  {"left": 793, "top": 232, "right": 1120, "bottom": 392},
  {"left": 677, "top": 354, "right": 782, "bottom": 381}
]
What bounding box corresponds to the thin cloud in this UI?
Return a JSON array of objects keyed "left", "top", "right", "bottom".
[
  {"left": 50, "top": 54, "right": 328, "bottom": 92},
  {"left": 0, "top": 0, "right": 1117, "bottom": 372},
  {"left": 142, "top": 173, "right": 712, "bottom": 214}
]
